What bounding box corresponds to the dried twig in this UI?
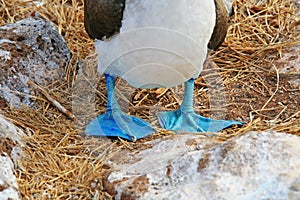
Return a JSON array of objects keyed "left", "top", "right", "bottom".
[
  {"left": 261, "top": 64, "right": 280, "bottom": 110},
  {"left": 27, "top": 80, "right": 80, "bottom": 124}
]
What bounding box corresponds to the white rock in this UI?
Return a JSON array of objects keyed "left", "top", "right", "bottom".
[
  {"left": 0, "top": 49, "right": 10, "bottom": 63},
  {"left": 0, "top": 17, "right": 70, "bottom": 108},
  {"left": 0, "top": 114, "right": 24, "bottom": 145},
  {"left": 105, "top": 131, "right": 300, "bottom": 200},
  {"left": 0, "top": 114, "right": 24, "bottom": 200},
  {"left": 0, "top": 156, "right": 19, "bottom": 200}
]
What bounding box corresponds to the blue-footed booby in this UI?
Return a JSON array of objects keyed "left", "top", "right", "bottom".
[{"left": 84, "top": 0, "right": 243, "bottom": 141}]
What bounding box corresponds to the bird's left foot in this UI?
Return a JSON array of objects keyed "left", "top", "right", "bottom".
[
  {"left": 158, "top": 78, "right": 245, "bottom": 133},
  {"left": 157, "top": 109, "right": 244, "bottom": 132}
]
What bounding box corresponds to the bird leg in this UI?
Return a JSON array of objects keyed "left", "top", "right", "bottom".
[
  {"left": 85, "top": 74, "right": 155, "bottom": 141},
  {"left": 157, "top": 78, "right": 244, "bottom": 132}
]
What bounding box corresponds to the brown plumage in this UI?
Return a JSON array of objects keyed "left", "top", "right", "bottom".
[
  {"left": 208, "top": 0, "right": 231, "bottom": 50},
  {"left": 84, "top": 0, "right": 231, "bottom": 48},
  {"left": 84, "top": 0, "right": 125, "bottom": 40}
]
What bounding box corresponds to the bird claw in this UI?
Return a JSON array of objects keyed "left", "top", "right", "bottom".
[
  {"left": 85, "top": 111, "right": 155, "bottom": 141},
  {"left": 157, "top": 110, "right": 244, "bottom": 132}
]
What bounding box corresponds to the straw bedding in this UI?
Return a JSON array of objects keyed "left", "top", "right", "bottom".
[{"left": 0, "top": 0, "right": 299, "bottom": 199}]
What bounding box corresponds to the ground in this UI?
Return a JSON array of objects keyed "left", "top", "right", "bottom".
[{"left": 0, "top": 0, "right": 299, "bottom": 199}]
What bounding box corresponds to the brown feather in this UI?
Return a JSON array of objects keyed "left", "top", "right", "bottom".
[
  {"left": 84, "top": 0, "right": 125, "bottom": 40},
  {"left": 208, "top": 0, "right": 231, "bottom": 50}
]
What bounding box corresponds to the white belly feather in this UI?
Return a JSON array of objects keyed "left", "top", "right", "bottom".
[{"left": 95, "top": 0, "right": 216, "bottom": 88}]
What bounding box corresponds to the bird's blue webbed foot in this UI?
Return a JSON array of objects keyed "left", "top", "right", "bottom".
[
  {"left": 85, "top": 74, "right": 155, "bottom": 141},
  {"left": 158, "top": 109, "right": 244, "bottom": 132},
  {"left": 157, "top": 78, "right": 244, "bottom": 132}
]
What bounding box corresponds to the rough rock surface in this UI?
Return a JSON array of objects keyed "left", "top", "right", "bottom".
[
  {"left": 0, "top": 17, "right": 70, "bottom": 108},
  {"left": 0, "top": 114, "right": 24, "bottom": 200},
  {"left": 105, "top": 131, "right": 300, "bottom": 200}
]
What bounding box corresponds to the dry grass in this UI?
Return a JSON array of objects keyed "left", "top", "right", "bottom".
[{"left": 0, "top": 0, "right": 300, "bottom": 199}]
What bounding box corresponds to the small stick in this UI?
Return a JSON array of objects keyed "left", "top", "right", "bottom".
[
  {"left": 27, "top": 80, "right": 81, "bottom": 125},
  {"left": 261, "top": 64, "right": 279, "bottom": 111}
]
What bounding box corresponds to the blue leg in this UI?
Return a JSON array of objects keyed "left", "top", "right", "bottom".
[
  {"left": 157, "top": 78, "right": 244, "bottom": 132},
  {"left": 85, "top": 74, "right": 155, "bottom": 141}
]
